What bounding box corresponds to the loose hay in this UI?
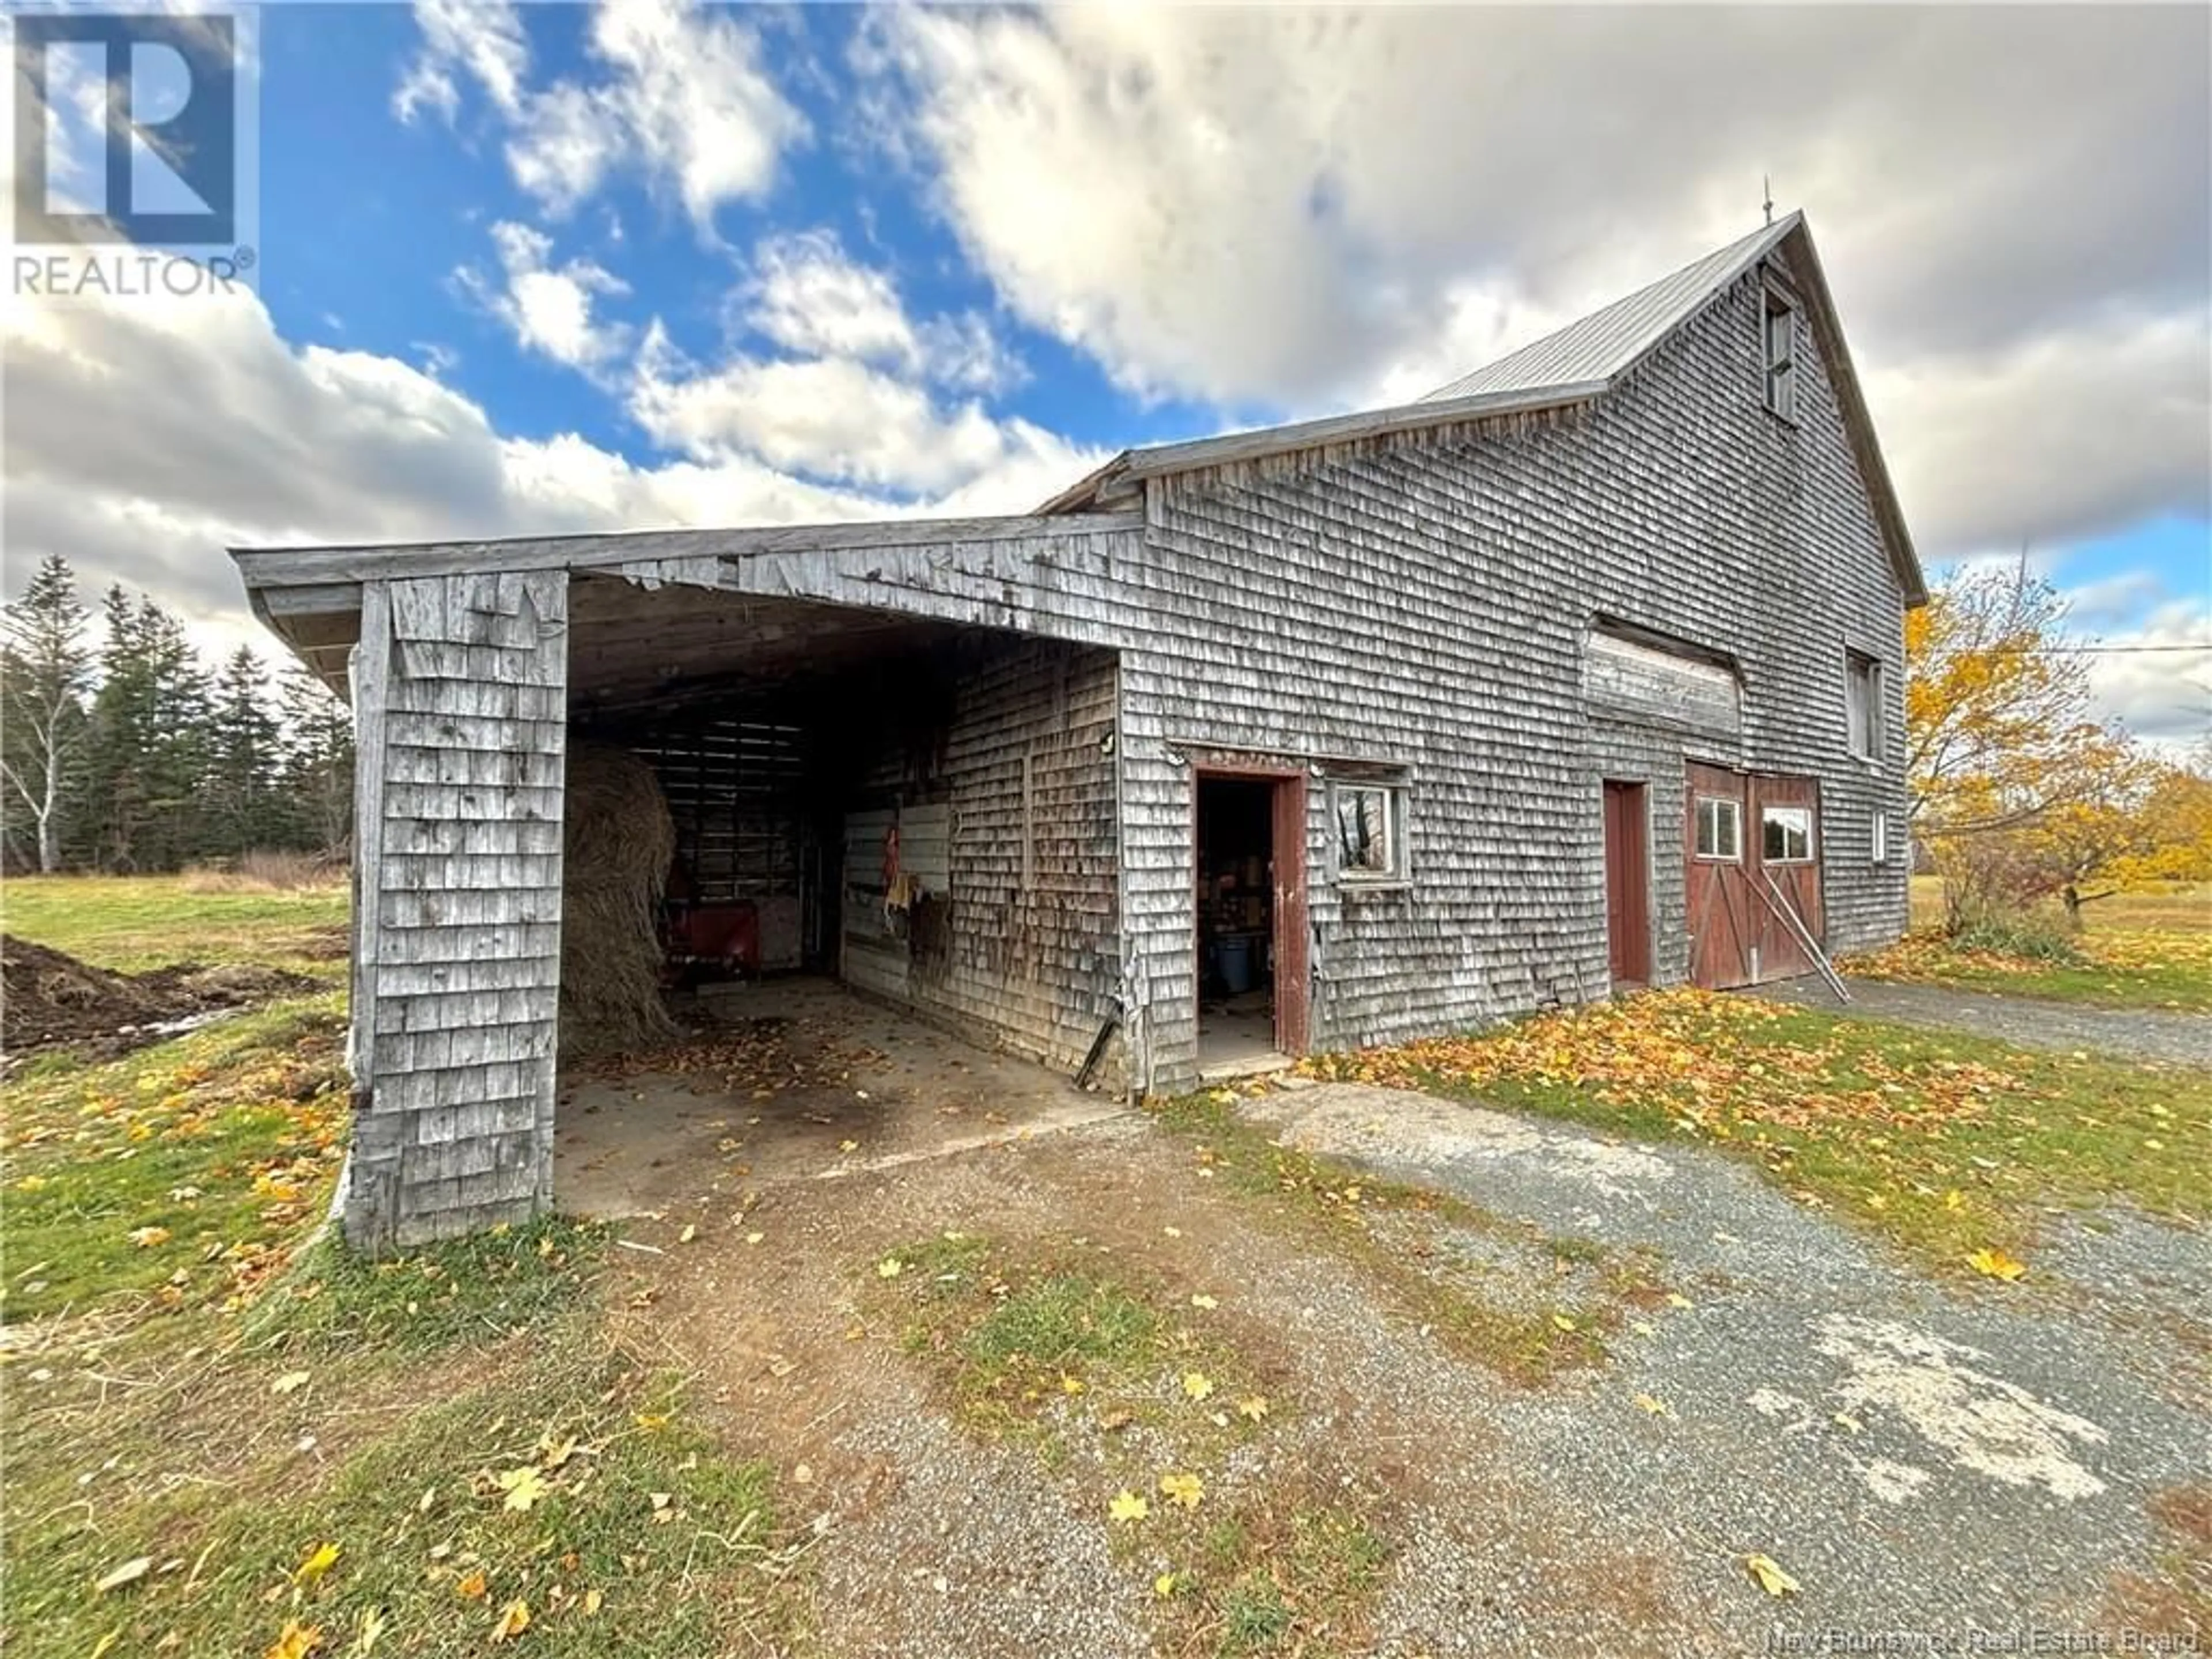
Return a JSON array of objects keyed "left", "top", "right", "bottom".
[{"left": 560, "top": 744, "right": 679, "bottom": 1058}]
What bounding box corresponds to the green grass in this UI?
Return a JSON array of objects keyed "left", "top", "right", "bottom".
[
  {"left": 251, "top": 1213, "right": 611, "bottom": 1356},
  {"left": 2, "top": 994, "right": 350, "bottom": 1321},
  {"left": 1848, "top": 925, "right": 2212, "bottom": 1012},
  {"left": 872, "top": 1233, "right": 1389, "bottom": 1658},
  {"left": 878, "top": 1232, "right": 1250, "bottom": 1444},
  {"left": 3, "top": 873, "right": 349, "bottom": 978},
  {"left": 1889, "top": 876, "right": 2212, "bottom": 1010},
  {"left": 2, "top": 874, "right": 809, "bottom": 1657},
  {"left": 3, "top": 1310, "right": 803, "bottom": 1659},
  {"left": 1321, "top": 988, "right": 2212, "bottom": 1270},
  {"left": 1145, "top": 1091, "right": 1664, "bottom": 1384}
]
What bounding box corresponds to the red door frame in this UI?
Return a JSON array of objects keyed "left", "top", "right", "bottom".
[
  {"left": 1192, "top": 762, "right": 1310, "bottom": 1056},
  {"left": 1601, "top": 779, "right": 1652, "bottom": 987}
]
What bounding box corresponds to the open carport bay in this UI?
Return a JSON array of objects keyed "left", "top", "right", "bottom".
[{"left": 551, "top": 574, "right": 1127, "bottom": 1213}]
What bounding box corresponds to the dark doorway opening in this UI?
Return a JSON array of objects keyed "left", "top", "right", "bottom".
[
  {"left": 1195, "top": 771, "right": 1309, "bottom": 1076},
  {"left": 1603, "top": 779, "right": 1652, "bottom": 987}
]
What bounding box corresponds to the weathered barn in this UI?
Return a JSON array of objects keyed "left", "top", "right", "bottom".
[{"left": 236, "top": 211, "right": 1924, "bottom": 1249}]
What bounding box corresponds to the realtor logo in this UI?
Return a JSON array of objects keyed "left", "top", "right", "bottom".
[{"left": 13, "top": 12, "right": 239, "bottom": 247}]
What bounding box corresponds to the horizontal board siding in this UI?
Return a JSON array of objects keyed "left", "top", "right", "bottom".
[{"left": 346, "top": 569, "right": 569, "bottom": 1251}]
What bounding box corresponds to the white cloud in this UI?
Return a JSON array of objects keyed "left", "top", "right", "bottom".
[
  {"left": 629, "top": 325, "right": 1077, "bottom": 497},
  {"left": 2078, "top": 599, "right": 2212, "bottom": 747},
  {"left": 855, "top": 5, "right": 2211, "bottom": 559},
  {"left": 744, "top": 229, "right": 1022, "bottom": 393},
  {"left": 503, "top": 0, "right": 806, "bottom": 233},
  {"left": 457, "top": 221, "right": 632, "bottom": 372},
  {"left": 394, "top": 0, "right": 529, "bottom": 124},
  {"left": 1868, "top": 314, "right": 2212, "bottom": 562},
  {"left": 1, "top": 287, "right": 1101, "bottom": 649}
]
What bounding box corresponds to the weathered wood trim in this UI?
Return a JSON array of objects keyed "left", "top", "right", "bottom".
[
  {"left": 344, "top": 581, "right": 394, "bottom": 1249},
  {"left": 232, "top": 511, "right": 1142, "bottom": 592}
]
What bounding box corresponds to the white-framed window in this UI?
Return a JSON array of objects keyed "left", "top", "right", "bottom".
[
  {"left": 1763, "top": 287, "right": 1798, "bottom": 422},
  {"left": 1762, "top": 804, "right": 1815, "bottom": 863},
  {"left": 1871, "top": 810, "right": 1890, "bottom": 866},
  {"left": 1331, "top": 781, "right": 1407, "bottom": 882},
  {"left": 1846, "top": 650, "right": 1882, "bottom": 761},
  {"left": 1694, "top": 796, "right": 1743, "bottom": 862}
]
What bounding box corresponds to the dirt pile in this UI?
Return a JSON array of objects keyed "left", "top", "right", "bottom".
[{"left": 1, "top": 935, "right": 321, "bottom": 1061}]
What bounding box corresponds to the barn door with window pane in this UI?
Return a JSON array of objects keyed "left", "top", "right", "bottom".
[
  {"left": 1684, "top": 763, "right": 1756, "bottom": 988},
  {"left": 1749, "top": 775, "right": 1823, "bottom": 982}
]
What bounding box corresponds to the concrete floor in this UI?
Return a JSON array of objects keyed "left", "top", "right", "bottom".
[
  {"left": 1196, "top": 993, "right": 1290, "bottom": 1081},
  {"left": 555, "top": 976, "right": 1126, "bottom": 1218}
]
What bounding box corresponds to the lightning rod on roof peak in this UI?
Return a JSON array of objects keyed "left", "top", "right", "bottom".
[{"left": 1762, "top": 176, "right": 1774, "bottom": 227}]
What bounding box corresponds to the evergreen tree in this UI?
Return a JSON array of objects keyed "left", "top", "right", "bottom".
[
  {"left": 277, "top": 663, "right": 355, "bottom": 856},
  {"left": 86, "top": 590, "right": 214, "bottom": 869},
  {"left": 1, "top": 555, "right": 95, "bottom": 872},
  {"left": 207, "top": 645, "right": 283, "bottom": 857}
]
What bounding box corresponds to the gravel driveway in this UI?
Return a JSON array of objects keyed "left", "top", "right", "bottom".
[
  {"left": 1244, "top": 1080, "right": 2211, "bottom": 1652},
  {"left": 607, "top": 1056, "right": 2207, "bottom": 1656},
  {"left": 1757, "top": 975, "right": 2212, "bottom": 1066}
]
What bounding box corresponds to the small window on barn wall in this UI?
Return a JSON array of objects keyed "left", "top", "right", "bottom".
[
  {"left": 1871, "top": 810, "right": 1891, "bottom": 866},
  {"left": 1694, "top": 797, "right": 1743, "bottom": 862},
  {"left": 1846, "top": 650, "right": 1882, "bottom": 761},
  {"left": 1762, "top": 804, "right": 1814, "bottom": 863},
  {"left": 1763, "top": 286, "right": 1798, "bottom": 422},
  {"left": 1331, "top": 781, "right": 1407, "bottom": 883}
]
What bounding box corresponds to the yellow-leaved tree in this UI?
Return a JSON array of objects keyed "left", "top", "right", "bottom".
[{"left": 1906, "top": 560, "right": 2176, "bottom": 931}]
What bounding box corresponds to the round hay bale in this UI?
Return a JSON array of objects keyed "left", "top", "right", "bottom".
[{"left": 560, "top": 743, "right": 679, "bottom": 1058}]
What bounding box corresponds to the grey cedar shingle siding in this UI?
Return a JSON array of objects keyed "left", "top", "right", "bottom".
[
  {"left": 1115, "top": 254, "right": 1907, "bottom": 1089},
  {"left": 318, "top": 242, "right": 1910, "bottom": 1241},
  {"left": 346, "top": 570, "right": 568, "bottom": 1249},
  {"left": 844, "top": 638, "right": 1123, "bottom": 1084}
]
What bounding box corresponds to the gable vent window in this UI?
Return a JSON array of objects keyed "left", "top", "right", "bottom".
[
  {"left": 1846, "top": 650, "right": 1883, "bottom": 761},
  {"left": 1763, "top": 287, "right": 1798, "bottom": 422}
]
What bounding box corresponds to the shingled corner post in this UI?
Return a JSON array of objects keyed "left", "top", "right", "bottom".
[{"left": 343, "top": 570, "right": 569, "bottom": 1252}]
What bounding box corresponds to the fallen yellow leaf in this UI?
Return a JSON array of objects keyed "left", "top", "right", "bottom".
[
  {"left": 1745, "top": 1553, "right": 1801, "bottom": 1597},
  {"left": 1631, "top": 1393, "right": 1671, "bottom": 1418},
  {"left": 490, "top": 1599, "right": 531, "bottom": 1642},
  {"left": 293, "top": 1541, "right": 341, "bottom": 1587},
  {"left": 679, "top": 1224, "right": 697, "bottom": 1244},
  {"left": 1181, "top": 1372, "right": 1214, "bottom": 1402},
  {"left": 1551, "top": 1313, "right": 1578, "bottom": 1332},
  {"left": 1191, "top": 1294, "right": 1218, "bottom": 1310},
  {"left": 456, "top": 1568, "right": 488, "bottom": 1601},
  {"left": 272, "top": 1372, "right": 312, "bottom": 1396},
  {"left": 495, "top": 1466, "right": 548, "bottom": 1512},
  {"left": 1236, "top": 1395, "right": 1270, "bottom": 1422},
  {"left": 1966, "top": 1247, "right": 2027, "bottom": 1283},
  {"left": 1666, "top": 1293, "right": 1694, "bottom": 1310},
  {"left": 128, "top": 1226, "right": 171, "bottom": 1249},
  {"left": 1158, "top": 1471, "right": 1203, "bottom": 1509},
  {"left": 1154, "top": 1573, "right": 1177, "bottom": 1597},
  {"left": 267, "top": 1620, "right": 324, "bottom": 1659},
  {"left": 582, "top": 1588, "right": 604, "bottom": 1616},
  {"left": 1108, "top": 1490, "right": 1149, "bottom": 1524},
  {"left": 876, "top": 1257, "right": 904, "bottom": 1279}
]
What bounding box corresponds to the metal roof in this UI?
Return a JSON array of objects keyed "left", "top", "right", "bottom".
[{"left": 1421, "top": 214, "right": 1800, "bottom": 403}]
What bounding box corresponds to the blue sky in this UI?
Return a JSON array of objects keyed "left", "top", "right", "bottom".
[{"left": 7, "top": 3, "right": 2208, "bottom": 743}]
